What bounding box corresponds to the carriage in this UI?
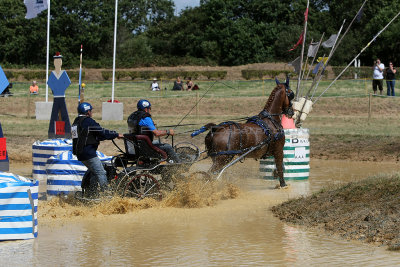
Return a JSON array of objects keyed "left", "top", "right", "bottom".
[
  {"left": 75, "top": 133, "right": 204, "bottom": 201},
  {"left": 75, "top": 78, "right": 294, "bottom": 202}
]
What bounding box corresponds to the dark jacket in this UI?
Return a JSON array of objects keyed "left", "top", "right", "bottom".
[
  {"left": 127, "top": 110, "right": 152, "bottom": 136},
  {"left": 73, "top": 116, "right": 118, "bottom": 161}
]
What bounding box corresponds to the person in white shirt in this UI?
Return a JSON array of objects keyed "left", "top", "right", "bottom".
[
  {"left": 372, "top": 58, "right": 385, "bottom": 95},
  {"left": 150, "top": 78, "right": 160, "bottom": 91}
]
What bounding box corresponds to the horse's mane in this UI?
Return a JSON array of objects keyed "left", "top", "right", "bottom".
[{"left": 263, "top": 84, "right": 283, "bottom": 110}]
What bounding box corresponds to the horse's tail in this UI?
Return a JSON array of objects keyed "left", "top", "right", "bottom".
[{"left": 191, "top": 123, "right": 216, "bottom": 137}]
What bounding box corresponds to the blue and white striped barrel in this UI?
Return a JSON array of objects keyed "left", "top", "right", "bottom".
[
  {"left": 32, "top": 139, "right": 72, "bottom": 180},
  {"left": 45, "top": 150, "right": 111, "bottom": 196},
  {"left": 0, "top": 172, "right": 39, "bottom": 240},
  {"left": 260, "top": 128, "right": 310, "bottom": 180}
]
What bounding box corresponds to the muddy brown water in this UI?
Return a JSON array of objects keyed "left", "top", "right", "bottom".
[{"left": 1, "top": 159, "right": 400, "bottom": 266}]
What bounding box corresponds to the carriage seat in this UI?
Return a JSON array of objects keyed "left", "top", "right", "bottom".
[{"left": 124, "top": 133, "right": 167, "bottom": 161}]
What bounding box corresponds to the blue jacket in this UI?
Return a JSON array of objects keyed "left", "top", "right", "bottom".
[{"left": 76, "top": 116, "right": 118, "bottom": 161}]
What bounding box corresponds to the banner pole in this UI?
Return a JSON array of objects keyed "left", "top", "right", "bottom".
[
  {"left": 295, "top": 0, "right": 309, "bottom": 100},
  {"left": 45, "top": 0, "right": 50, "bottom": 102},
  {"left": 314, "top": 8, "right": 400, "bottom": 104},
  {"left": 111, "top": 0, "right": 118, "bottom": 103}
]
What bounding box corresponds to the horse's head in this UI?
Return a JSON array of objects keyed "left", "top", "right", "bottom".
[{"left": 275, "top": 77, "right": 294, "bottom": 118}]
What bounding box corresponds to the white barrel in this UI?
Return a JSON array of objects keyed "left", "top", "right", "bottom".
[
  {"left": 45, "top": 150, "right": 111, "bottom": 196},
  {"left": 0, "top": 172, "right": 39, "bottom": 240},
  {"left": 32, "top": 139, "right": 72, "bottom": 180},
  {"left": 260, "top": 128, "right": 310, "bottom": 180}
]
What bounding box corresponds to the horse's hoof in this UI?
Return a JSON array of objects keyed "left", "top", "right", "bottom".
[{"left": 275, "top": 184, "right": 289, "bottom": 189}]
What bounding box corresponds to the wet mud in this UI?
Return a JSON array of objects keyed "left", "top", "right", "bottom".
[
  {"left": 2, "top": 160, "right": 400, "bottom": 265},
  {"left": 272, "top": 172, "right": 400, "bottom": 251}
]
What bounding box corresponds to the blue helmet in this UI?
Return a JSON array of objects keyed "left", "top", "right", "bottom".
[
  {"left": 137, "top": 99, "right": 151, "bottom": 110},
  {"left": 77, "top": 102, "right": 93, "bottom": 114}
]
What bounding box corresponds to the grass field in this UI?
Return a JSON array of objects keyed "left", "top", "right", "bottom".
[
  {"left": 1, "top": 78, "right": 400, "bottom": 162},
  {"left": 9, "top": 78, "right": 373, "bottom": 100}
]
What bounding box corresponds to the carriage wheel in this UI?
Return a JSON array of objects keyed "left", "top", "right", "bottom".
[
  {"left": 174, "top": 143, "right": 200, "bottom": 163},
  {"left": 123, "top": 173, "right": 162, "bottom": 200},
  {"left": 112, "top": 167, "right": 137, "bottom": 196}
]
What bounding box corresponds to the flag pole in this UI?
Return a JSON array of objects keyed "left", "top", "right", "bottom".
[
  {"left": 305, "top": 33, "right": 324, "bottom": 81},
  {"left": 310, "top": 0, "right": 367, "bottom": 100},
  {"left": 309, "top": 19, "right": 346, "bottom": 100},
  {"left": 328, "top": 0, "right": 368, "bottom": 62},
  {"left": 111, "top": 0, "right": 118, "bottom": 103},
  {"left": 45, "top": 0, "right": 50, "bottom": 102},
  {"left": 295, "top": 0, "right": 309, "bottom": 100},
  {"left": 78, "top": 44, "right": 83, "bottom": 103},
  {"left": 301, "top": 40, "right": 311, "bottom": 81},
  {"left": 314, "top": 8, "right": 400, "bottom": 104}
]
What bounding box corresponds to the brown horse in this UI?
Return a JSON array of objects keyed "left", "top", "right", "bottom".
[{"left": 203, "top": 79, "right": 294, "bottom": 187}]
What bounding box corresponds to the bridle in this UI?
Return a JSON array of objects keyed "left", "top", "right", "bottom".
[{"left": 282, "top": 84, "right": 294, "bottom": 117}]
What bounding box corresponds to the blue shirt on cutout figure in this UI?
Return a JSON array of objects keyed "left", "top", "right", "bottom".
[
  {"left": 47, "top": 70, "right": 71, "bottom": 97},
  {"left": 47, "top": 51, "right": 71, "bottom": 97}
]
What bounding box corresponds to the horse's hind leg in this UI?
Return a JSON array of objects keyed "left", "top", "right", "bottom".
[{"left": 274, "top": 152, "right": 287, "bottom": 187}]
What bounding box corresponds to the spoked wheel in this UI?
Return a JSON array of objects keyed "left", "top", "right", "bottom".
[
  {"left": 174, "top": 142, "right": 200, "bottom": 163},
  {"left": 123, "top": 173, "right": 162, "bottom": 200},
  {"left": 112, "top": 167, "right": 137, "bottom": 196}
]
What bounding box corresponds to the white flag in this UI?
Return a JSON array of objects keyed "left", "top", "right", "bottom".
[
  {"left": 288, "top": 56, "right": 301, "bottom": 74},
  {"left": 307, "top": 42, "right": 319, "bottom": 57},
  {"left": 24, "top": 0, "right": 48, "bottom": 19},
  {"left": 322, "top": 34, "right": 338, "bottom": 48}
]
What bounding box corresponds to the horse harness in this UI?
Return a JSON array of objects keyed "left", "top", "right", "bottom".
[{"left": 209, "top": 110, "right": 285, "bottom": 157}]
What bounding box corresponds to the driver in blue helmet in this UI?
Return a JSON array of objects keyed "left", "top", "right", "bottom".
[
  {"left": 127, "top": 99, "right": 181, "bottom": 163},
  {"left": 72, "top": 102, "right": 123, "bottom": 193}
]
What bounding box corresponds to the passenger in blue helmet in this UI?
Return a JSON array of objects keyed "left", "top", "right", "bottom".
[
  {"left": 127, "top": 99, "right": 181, "bottom": 163},
  {"left": 72, "top": 102, "right": 123, "bottom": 195},
  {"left": 137, "top": 99, "right": 151, "bottom": 110}
]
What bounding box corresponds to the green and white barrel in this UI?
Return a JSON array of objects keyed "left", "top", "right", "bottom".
[{"left": 260, "top": 128, "right": 310, "bottom": 180}]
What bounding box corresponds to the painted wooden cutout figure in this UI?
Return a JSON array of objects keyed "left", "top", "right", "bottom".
[
  {"left": 47, "top": 52, "right": 72, "bottom": 138},
  {"left": 0, "top": 65, "right": 10, "bottom": 171}
]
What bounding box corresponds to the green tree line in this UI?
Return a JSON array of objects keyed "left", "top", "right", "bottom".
[{"left": 0, "top": 0, "right": 399, "bottom": 68}]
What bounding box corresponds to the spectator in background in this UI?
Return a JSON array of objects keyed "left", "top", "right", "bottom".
[
  {"left": 29, "top": 81, "right": 39, "bottom": 94},
  {"left": 385, "top": 61, "right": 396, "bottom": 96},
  {"left": 186, "top": 77, "right": 194, "bottom": 91},
  {"left": 150, "top": 78, "right": 160, "bottom": 91},
  {"left": 172, "top": 76, "right": 184, "bottom": 91},
  {"left": 372, "top": 58, "right": 384, "bottom": 95}
]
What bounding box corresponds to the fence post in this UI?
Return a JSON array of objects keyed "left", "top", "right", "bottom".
[
  {"left": 354, "top": 58, "right": 358, "bottom": 79},
  {"left": 368, "top": 92, "right": 371, "bottom": 122},
  {"left": 27, "top": 92, "right": 31, "bottom": 119},
  {"left": 196, "top": 91, "right": 199, "bottom": 120}
]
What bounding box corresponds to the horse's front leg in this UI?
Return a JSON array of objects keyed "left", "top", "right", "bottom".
[{"left": 274, "top": 150, "right": 287, "bottom": 188}]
